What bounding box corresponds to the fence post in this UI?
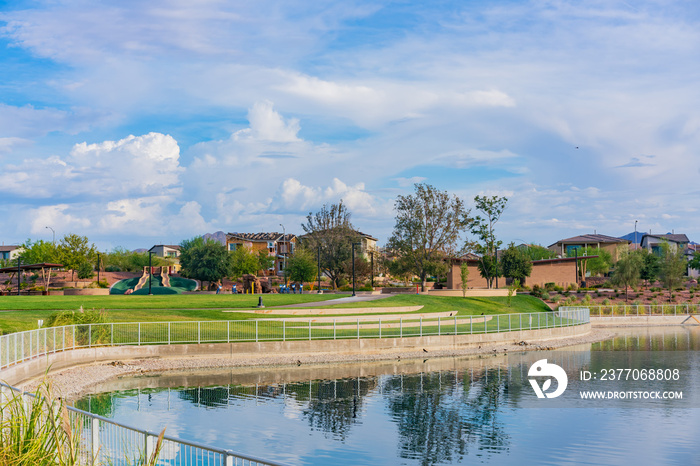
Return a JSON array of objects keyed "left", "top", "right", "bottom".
[
  {"left": 138, "top": 323, "right": 141, "bottom": 346},
  {"left": 225, "top": 453, "right": 234, "bottom": 466},
  {"left": 334, "top": 320, "right": 336, "bottom": 340},
  {"left": 168, "top": 322, "right": 171, "bottom": 345},
  {"left": 509, "top": 314, "right": 511, "bottom": 332},
  {"left": 111, "top": 323, "right": 114, "bottom": 346},
  {"left": 379, "top": 318, "right": 382, "bottom": 339},
  {"left": 145, "top": 432, "right": 154, "bottom": 463},
  {"left": 400, "top": 318, "right": 402, "bottom": 338},
  {"left": 92, "top": 417, "right": 99, "bottom": 458},
  {"left": 455, "top": 316, "right": 457, "bottom": 335},
  {"left": 256, "top": 320, "right": 259, "bottom": 343},
  {"left": 89, "top": 324, "right": 92, "bottom": 348},
  {"left": 72, "top": 326, "right": 75, "bottom": 350},
  {"left": 309, "top": 320, "right": 311, "bottom": 341},
  {"left": 420, "top": 317, "right": 423, "bottom": 337},
  {"left": 519, "top": 314, "right": 522, "bottom": 331},
  {"left": 197, "top": 322, "right": 200, "bottom": 345},
  {"left": 470, "top": 316, "right": 473, "bottom": 334},
  {"left": 497, "top": 315, "right": 499, "bottom": 333},
  {"left": 357, "top": 319, "right": 360, "bottom": 339},
  {"left": 438, "top": 316, "right": 441, "bottom": 336},
  {"left": 283, "top": 320, "right": 286, "bottom": 342}
]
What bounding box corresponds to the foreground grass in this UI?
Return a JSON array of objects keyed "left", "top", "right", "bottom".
[
  {"left": 321, "top": 294, "right": 550, "bottom": 315},
  {"left": 0, "top": 294, "right": 550, "bottom": 334}
]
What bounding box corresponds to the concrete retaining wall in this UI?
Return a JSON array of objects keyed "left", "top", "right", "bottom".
[
  {"left": 0, "top": 323, "right": 590, "bottom": 386},
  {"left": 63, "top": 289, "right": 110, "bottom": 296},
  {"left": 428, "top": 289, "right": 509, "bottom": 297},
  {"left": 591, "top": 316, "right": 700, "bottom": 326}
]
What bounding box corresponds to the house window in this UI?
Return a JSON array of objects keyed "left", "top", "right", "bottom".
[
  {"left": 565, "top": 245, "right": 582, "bottom": 257},
  {"left": 229, "top": 244, "right": 237, "bottom": 251},
  {"left": 267, "top": 241, "right": 275, "bottom": 249}
]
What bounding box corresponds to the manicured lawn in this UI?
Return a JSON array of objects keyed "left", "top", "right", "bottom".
[
  {"left": 0, "top": 294, "right": 550, "bottom": 335},
  {"left": 321, "top": 294, "right": 550, "bottom": 315}
]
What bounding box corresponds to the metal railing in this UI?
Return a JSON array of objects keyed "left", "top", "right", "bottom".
[
  {"left": 0, "top": 309, "right": 590, "bottom": 370},
  {"left": 585, "top": 303, "right": 699, "bottom": 317},
  {"left": 0, "top": 381, "right": 280, "bottom": 466},
  {"left": 0, "top": 309, "right": 589, "bottom": 465}
]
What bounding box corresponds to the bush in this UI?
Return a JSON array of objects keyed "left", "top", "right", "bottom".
[
  {"left": 105, "top": 265, "right": 121, "bottom": 272},
  {"left": 602, "top": 298, "right": 610, "bottom": 305},
  {"left": 541, "top": 291, "right": 551, "bottom": 301},
  {"left": 76, "top": 261, "right": 93, "bottom": 280}
]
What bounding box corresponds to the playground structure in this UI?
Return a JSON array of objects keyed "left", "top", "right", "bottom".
[{"left": 134, "top": 266, "right": 173, "bottom": 291}]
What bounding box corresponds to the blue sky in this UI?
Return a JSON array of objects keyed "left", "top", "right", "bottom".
[{"left": 1, "top": 0, "right": 699, "bottom": 251}]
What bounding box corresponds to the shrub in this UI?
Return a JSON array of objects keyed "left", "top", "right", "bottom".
[
  {"left": 541, "top": 291, "right": 551, "bottom": 301},
  {"left": 76, "top": 261, "right": 93, "bottom": 280},
  {"left": 105, "top": 265, "right": 121, "bottom": 272},
  {"left": 602, "top": 298, "right": 610, "bottom": 305}
]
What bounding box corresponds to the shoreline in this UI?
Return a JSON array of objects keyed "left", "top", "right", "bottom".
[{"left": 24, "top": 328, "right": 615, "bottom": 401}]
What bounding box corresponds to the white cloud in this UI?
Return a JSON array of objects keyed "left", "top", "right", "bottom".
[
  {"left": 233, "top": 101, "right": 300, "bottom": 143},
  {"left": 29, "top": 204, "right": 91, "bottom": 235}
]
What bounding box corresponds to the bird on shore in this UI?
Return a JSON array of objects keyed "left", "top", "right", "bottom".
[{"left": 423, "top": 348, "right": 428, "bottom": 353}]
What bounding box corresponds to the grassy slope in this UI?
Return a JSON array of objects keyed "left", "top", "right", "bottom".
[{"left": 0, "top": 294, "right": 549, "bottom": 334}]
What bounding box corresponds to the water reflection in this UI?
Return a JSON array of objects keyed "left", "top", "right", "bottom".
[{"left": 75, "top": 326, "right": 700, "bottom": 465}]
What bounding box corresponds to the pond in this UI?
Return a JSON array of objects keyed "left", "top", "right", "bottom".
[{"left": 76, "top": 327, "right": 700, "bottom": 465}]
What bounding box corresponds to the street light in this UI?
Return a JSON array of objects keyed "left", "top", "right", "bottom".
[
  {"left": 148, "top": 251, "right": 154, "bottom": 295},
  {"left": 45, "top": 226, "right": 55, "bottom": 245},
  {"left": 351, "top": 242, "right": 361, "bottom": 297},
  {"left": 634, "top": 220, "right": 638, "bottom": 248},
  {"left": 280, "top": 224, "right": 287, "bottom": 286}
]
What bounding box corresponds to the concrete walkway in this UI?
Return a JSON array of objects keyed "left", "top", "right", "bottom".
[{"left": 269, "top": 293, "right": 391, "bottom": 308}]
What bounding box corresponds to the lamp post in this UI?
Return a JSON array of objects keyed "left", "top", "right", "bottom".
[
  {"left": 148, "top": 251, "right": 153, "bottom": 295},
  {"left": 280, "top": 224, "right": 287, "bottom": 286},
  {"left": 370, "top": 250, "right": 374, "bottom": 288},
  {"left": 16, "top": 257, "right": 21, "bottom": 296},
  {"left": 351, "top": 242, "right": 361, "bottom": 297},
  {"left": 317, "top": 244, "right": 322, "bottom": 294},
  {"left": 45, "top": 226, "right": 55, "bottom": 245},
  {"left": 634, "top": 220, "right": 638, "bottom": 248}
]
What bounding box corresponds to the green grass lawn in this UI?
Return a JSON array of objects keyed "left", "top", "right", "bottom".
[{"left": 0, "top": 294, "right": 550, "bottom": 335}]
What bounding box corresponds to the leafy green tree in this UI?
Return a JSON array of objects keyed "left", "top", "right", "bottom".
[
  {"left": 688, "top": 252, "right": 700, "bottom": 275},
  {"left": 388, "top": 184, "right": 469, "bottom": 291},
  {"left": 387, "top": 254, "right": 415, "bottom": 286},
  {"left": 257, "top": 250, "right": 276, "bottom": 273},
  {"left": 523, "top": 244, "right": 557, "bottom": 261},
  {"left": 58, "top": 234, "right": 97, "bottom": 281},
  {"left": 576, "top": 247, "right": 613, "bottom": 279},
  {"left": 610, "top": 247, "right": 643, "bottom": 302},
  {"left": 179, "top": 237, "right": 232, "bottom": 289},
  {"left": 285, "top": 247, "right": 317, "bottom": 284},
  {"left": 468, "top": 195, "right": 507, "bottom": 288},
  {"left": 301, "top": 201, "right": 360, "bottom": 289},
  {"left": 76, "top": 260, "right": 94, "bottom": 280},
  {"left": 104, "top": 248, "right": 171, "bottom": 272},
  {"left": 500, "top": 243, "right": 532, "bottom": 282},
  {"left": 342, "top": 256, "right": 372, "bottom": 284},
  {"left": 229, "top": 245, "right": 260, "bottom": 279},
  {"left": 640, "top": 249, "right": 661, "bottom": 285},
  {"left": 459, "top": 262, "right": 470, "bottom": 297},
  {"left": 659, "top": 242, "right": 686, "bottom": 302},
  {"left": 18, "top": 239, "right": 59, "bottom": 264}
]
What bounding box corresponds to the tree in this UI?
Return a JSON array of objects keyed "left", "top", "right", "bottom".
[
  {"left": 179, "top": 237, "right": 232, "bottom": 289},
  {"left": 575, "top": 247, "right": 613, "bottom": 280},
  {"left": 640, "top": 250, "right": 661, "bottom": 285},
  {"left": 104, "top": 247, "right": 171, "bottom": 272},
  {"left": 285, "top": 247, "right": 317, "bottom": 284},
  {"left": 610, "top": 247, "right": 643, "bottom": 302},
  {"left": 500, "top": 243, "right": 532, "bottom": 282},
  {"left": 387, "top": 184, "right": 469, "bottom": 291},
  {"left": 387, "top": 255, "right": 415, "bottom": 286},
  {"left": 688, "top": 252, "right": 700, "bottom": 275},
  {"left": 301, "top": 201, "right": 360, "bottom": 289},
  {"left": 229, "top": 246, "right": 260, "bottom": 279},
  {"left": 257, "top": 250, "right": 275, "bottom": 273},
  {"left": 468, "top": 195, "right": 507, "bottom": 288},
  {"left": 659, "top": 242, "right": 686, "bottom": 302},
  {"left": 460, "top": 262, "right": 470, "bottom": 297},
  {"left": 57, "top": 234, "right": 97, "bottom": 281},
  {"left": 18, "top": 239, "right": 59, "bottom": 264},
  {"left": 522, "top": 244, "right": 557, "bottom": 261}
]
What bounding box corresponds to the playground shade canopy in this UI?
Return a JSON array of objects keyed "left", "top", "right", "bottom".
[{"left": 0, "top": 263, "right": 64, "bottom": 272}]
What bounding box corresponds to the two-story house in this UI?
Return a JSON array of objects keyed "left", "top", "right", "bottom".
[
  {"left": 226, "top": 232, "right": 296, "bottom": 276},
  {"left": 148, "top": 245, "right": 181, "bottom": 271}
]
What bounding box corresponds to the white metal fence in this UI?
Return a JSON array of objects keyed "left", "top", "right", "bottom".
[
  {"left": 586, "top": 303, "right": 699, "bottom": 317},
  {"left": 0, "top": 308, "right": 589, "bottom": 465}
]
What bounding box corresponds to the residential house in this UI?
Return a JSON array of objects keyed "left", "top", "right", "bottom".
[
  {"left": 446, "top": 254, "right": 583, "bottom": 289},
  {"left": 640, "top": 233, "right": 689, "bottom": 256},
  {"left": 0, "top": 245, "right": 22, "bottom": 262},
  {"left": 297, "top": 230, "right": 378, "bottom": 261},
  {"left": 548, "top": 234, "right": 629, "bottom": 262},
  {"left": 226, "top": 232, "right": 296, "bottom": 276},
  {"left": 687, "top": 244, "right": 700, "bottom": 279},
  {"left": 148, "top": 245, "right": 181, "bottom": 271}
]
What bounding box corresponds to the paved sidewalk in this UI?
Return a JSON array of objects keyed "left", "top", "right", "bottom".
[{"left": 270, "top": 293, "right": 391, "bottom": 308}]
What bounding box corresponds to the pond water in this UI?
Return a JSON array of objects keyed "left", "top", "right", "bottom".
[{"left": 76, "top": 327, "right": 700, "bottom": 465}]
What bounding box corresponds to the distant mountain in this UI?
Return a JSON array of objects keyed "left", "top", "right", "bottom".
[{"left": 202, "top": 231, "right": 227, "bottom": 245}]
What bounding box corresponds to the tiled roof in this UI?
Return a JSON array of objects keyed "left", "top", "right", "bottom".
[
  {"left": 298, "top": 229, "right": 377, "bottom": 241},
  {"left": 549, "top": 234, "right": 629, "bottom": 247},
  {"left": 227, "top": 232, "right": 297, "bottom": 242},
  {"left": 0, "top": 245, "right": 20, "bottom": 252},
  {"left": 149, "top": 245, "right": 181, "bottom": 251}
]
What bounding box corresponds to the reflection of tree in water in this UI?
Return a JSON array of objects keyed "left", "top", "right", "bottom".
[
  {"left": 74, "top": 392, "right": 116, "bottom": 417},
  {"left": 294, "top": 378, "right": 374, "bottom": 441},
  {"left": 384, "top": 369, "right": 510, "bottom": 466}
]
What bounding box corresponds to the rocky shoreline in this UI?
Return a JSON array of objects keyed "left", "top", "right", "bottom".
[{"left": 23, "top": 328, "right": 616, "bottom": 401}]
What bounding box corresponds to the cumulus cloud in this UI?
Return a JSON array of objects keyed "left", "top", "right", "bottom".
[{"left": 233, "top": 101, "right": 300, "bottom": 143}]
